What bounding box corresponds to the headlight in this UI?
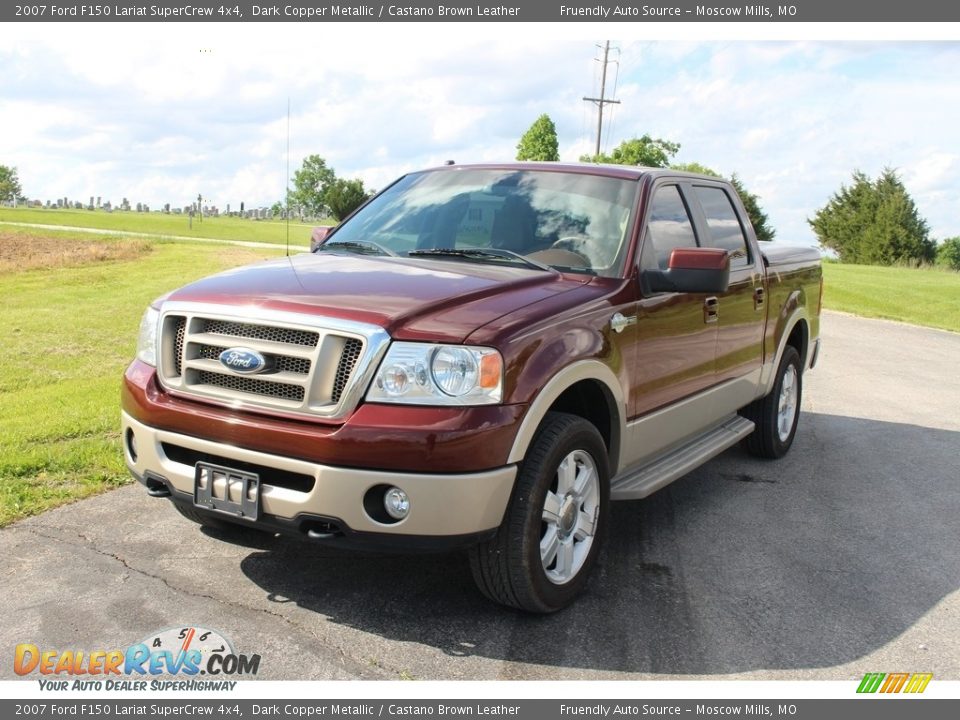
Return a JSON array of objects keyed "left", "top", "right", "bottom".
[
  {"left": 366, "top": 342, "right": 502, "bottom": 406},
  {"left": 136, "top": 306, "right": 161, "bottom": 367}
]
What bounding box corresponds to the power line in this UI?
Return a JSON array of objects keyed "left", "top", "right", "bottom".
[
  {"left": 603, "top": 48, "right": 622, "bottom": 154},
  {"left": 583, "top": 41, "right": 621, "bottom": 160}
]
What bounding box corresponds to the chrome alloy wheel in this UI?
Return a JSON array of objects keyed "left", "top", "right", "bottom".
[
  {"left": 777, "top": 363, "right": 799, "bottom": 442},
  {"left": 540, "top": 449, "right": 600, "bottom": 585}
]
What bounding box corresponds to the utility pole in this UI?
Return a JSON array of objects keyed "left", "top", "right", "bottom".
[{"left": 583, "top": 41, "right": 621, "bottom": 160}]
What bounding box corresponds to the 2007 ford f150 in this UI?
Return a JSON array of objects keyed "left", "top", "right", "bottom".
[{"left": 122, "top": 163, "right": 822, "bottom": 612}]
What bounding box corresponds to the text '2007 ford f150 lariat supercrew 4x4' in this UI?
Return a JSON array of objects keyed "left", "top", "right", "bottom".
[{"left": 122, "top": 163, "right": 822, "bottom": 612}]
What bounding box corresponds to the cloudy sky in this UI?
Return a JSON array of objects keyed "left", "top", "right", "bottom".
[{"left": 2, "top": 25, "right": 959, "bottom": 246}]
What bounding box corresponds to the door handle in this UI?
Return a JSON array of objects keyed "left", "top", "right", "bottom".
[
  {"left": 610, "top": 312, "right": 637, "bottom": 334},
  {"left": 754, "top": 287, "right": 765, "bottom": 310},
  {"left": 703, "top": 296, "right": 719, "bottom": 324}
]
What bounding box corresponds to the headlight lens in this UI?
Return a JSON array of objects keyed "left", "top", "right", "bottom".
[
  {"left": 431, "top": 346, "right": 478, "bottom": 397},
  {"left": 136, "top": 306, "right": 161, "bottom": 367},
  {"left": 366, "top": 342, "right": 502, "bottom": 405}
]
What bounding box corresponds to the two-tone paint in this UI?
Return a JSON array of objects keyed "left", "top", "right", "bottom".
[{"left": 121, "top": 163, "right": 821, "bottom": 547}]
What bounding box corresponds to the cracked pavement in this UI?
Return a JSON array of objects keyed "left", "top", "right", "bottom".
[{"left": 2, "top": 310, "right": 959, "bottom": 681}]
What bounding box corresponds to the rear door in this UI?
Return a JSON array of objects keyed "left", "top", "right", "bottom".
[{"left": 687, "top": 183, "right": 765, "bottom": 385}]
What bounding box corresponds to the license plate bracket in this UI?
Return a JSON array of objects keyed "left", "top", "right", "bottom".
[{"left": 193, "top": 462, "right": 260, "bottom": 521}]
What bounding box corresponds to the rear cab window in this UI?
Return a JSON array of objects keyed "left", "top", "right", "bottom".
[{"left": 691, "top": 185, "right": 751, "bottom": 269}]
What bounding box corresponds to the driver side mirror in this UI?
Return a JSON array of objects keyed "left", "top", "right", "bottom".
[
  {"left": 310, "top": 225, "right": 335, "bottom": 252},
  {"left": 642, "top": 247, "right": 730, "bottom": 294}
]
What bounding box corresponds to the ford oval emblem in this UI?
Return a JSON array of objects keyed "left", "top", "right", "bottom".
[{"left": 218, "top": 347, "right": 268, "bottom": 375}]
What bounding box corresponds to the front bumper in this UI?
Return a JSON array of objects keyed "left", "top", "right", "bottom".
[
  {"left": 122, "top": 411, "right": 517, "bottom": 546},
  {"left": 121, "top": 359, "right": 525, "bottom": 473}
]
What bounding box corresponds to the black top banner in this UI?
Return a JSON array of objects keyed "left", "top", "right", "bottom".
[
  {"left": 1, "top": 700, "right": 959, "bottom": 720},
  {"left": 5, "top": 0, "right": 960, "bottom": 22}
]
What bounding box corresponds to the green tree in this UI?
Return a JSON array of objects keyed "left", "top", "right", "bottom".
[
  {"left": 516, "top": 114, "right": 560, "bottom": 162},
  {"left": 290, "top": 155, "right": 336, "bottom": 217},
  {"left": 671, "top": 163, "right": 776, "bottom": 242},
  {"left": 324, "top": 178, "right": 369, "bottom": 221},
  {"left": 671, "top": 161, "right": 720, "bottom": 177},
  {"left": 581, "top": 135, "right": 680, "bottom": 168},
  {"left": 0, "top": 165, "right": 23, "bottom": 203},
  {"left": 809, "top": 169, "right": 935, "bottom": 265},
  {"left": 270, "top": 201, "right": 284, "bottom": 218},
  {"left": 937, "top": 237, "right": 960, "bottom": 271},
  {"left": 730, "top": 174, "right": 776, "bottom": 243}
]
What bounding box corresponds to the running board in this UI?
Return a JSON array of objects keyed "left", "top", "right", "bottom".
[{"left": 610, "top": 415, "right": 755, "bottom": 501}]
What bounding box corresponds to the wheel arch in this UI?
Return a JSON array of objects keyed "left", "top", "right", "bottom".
[
  {"left": 762, "top": 306, "right": 811, "bottom": 396},
  {"left": 507, "top": 361, "right": 625, "bottom": 471}
]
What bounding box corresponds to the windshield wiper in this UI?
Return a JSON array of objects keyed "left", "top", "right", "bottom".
[
  {"left": 317, "top": 240, "right": 397, "bottom": 257},
  {"left": 408, "top": 248, "right": 557, "bottom": 273}
]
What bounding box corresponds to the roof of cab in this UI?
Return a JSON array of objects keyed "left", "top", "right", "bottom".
[{"left": 418, "top": 161, "right": 721, "bottom": 183}]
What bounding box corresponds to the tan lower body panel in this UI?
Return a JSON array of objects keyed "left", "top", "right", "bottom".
[
  {"left": 121, "top": 411, "right": 516, "bottom": 536},
  {"left": 619, "top": 369, "right": 763, "bottom": 473}
]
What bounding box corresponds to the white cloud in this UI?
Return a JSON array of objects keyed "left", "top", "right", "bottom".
[
  {"left": 904, "top": 152, "right": 959, "bottom": 193},
  {"left": 1, "top": 32, "right": 958, "bottom": 244}
]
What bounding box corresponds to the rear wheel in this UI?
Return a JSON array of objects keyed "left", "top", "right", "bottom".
[
  {"left": 469, "top": 412, "right": 609, "bottom": 613},
  {"left": 741, "top": 345, "right": 802, "bottom": 459}
]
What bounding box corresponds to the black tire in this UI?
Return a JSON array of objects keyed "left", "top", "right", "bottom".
[
  {"left": 468, "top": 412, "right": 610, "bottom": 613},
  {"left": 741, "top": 345, "right": 803, "bottom": 459}
]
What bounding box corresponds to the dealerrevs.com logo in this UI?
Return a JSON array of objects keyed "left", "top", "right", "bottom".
[
  {"left": 857, "top": 672, "right": 933, "bottom": 694},
  {"left": 14, "top": 626, "right": 260, "bottom": 691}
]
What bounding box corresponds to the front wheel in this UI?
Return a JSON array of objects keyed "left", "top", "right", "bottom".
[
  {"left": 469, "top": 412, "right": 610, "bottom": 613},
  {"left": 741, "top": 345, "right": 803, "bottom": 459}
]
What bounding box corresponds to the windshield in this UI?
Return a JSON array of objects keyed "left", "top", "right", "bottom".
[{"left": 320, "top": 168, "right": 639, "bottom": 277}]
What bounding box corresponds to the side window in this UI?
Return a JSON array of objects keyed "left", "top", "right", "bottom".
[
  {"left": 693, "top": 186, "right": 750, "bottom": 268},
  {"left": 646, "top": 185, "right": 698, "bottom": 270}
]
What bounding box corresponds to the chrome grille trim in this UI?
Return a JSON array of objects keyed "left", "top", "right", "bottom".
[
  {"left": 156, "top": 302, "right": 391, "bottom": 422},
  {"left": 195, "top": 343, "right": 311, "bottom": 375}
]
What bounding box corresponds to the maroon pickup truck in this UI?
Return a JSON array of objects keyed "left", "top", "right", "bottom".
[{"left": 122, "top": 163, "right": 821, "bottom": 612}]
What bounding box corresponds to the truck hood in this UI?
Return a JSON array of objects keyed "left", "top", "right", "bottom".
[{"left": 167, "top": 252, "right": 589, "bottom": 342}]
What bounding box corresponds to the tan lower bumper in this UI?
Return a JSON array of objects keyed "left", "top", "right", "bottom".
[{"left": 121, "top": 411, "right": 516, "bottom": 536}]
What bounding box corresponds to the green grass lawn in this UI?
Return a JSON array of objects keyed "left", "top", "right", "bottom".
[
  {"left": 0, "top": 232, "right": 285, "bottom": 526},
  {"left": 2, "top": 224, "right": 957, "bottom": 526},
  {"left": 822, "top": 262, "right": 960, "bottom": 332},
  {"left": 0, "top": 205, "right": 320, "bottom": 246}
]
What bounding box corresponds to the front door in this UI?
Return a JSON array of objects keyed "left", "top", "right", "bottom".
[{"left": 630, "top": 182, "right": 720, "bottom": 419}]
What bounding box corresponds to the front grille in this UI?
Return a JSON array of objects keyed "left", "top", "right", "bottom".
[
  {"left": 161, "top": 443, "right": 314, "bottom": 493},
  {"left": 196, "top": 370, "right": 305, "bottom": 402},
  {"left": 196, "top": 344, "right": 311, "bottom": 375},
  {"left": 332, "top": 339, "right": 363, "bottom": 403},
  {"left": 156, "top": 306, "right": 386, "bottom": 420},
  {"left": 197, "top": 344, "right": 227, "bottom": 360},
  {"left": 173, "top": 317, "right": 186, "bottom": 376},
  {"left": 200, "top": 319, "right": 318, "bottom": 347},
  {"left": 276, "top": 355, "right": 311, "bottom": 375}
]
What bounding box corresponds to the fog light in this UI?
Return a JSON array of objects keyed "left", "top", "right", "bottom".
[{"left": 384, "top": 487, "right": 410, "bottom": 520}]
